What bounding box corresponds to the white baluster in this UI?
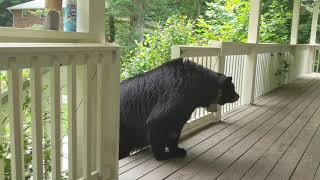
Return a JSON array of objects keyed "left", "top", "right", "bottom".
[
  {"left": 50, "top": 61, "right": 61, "bottom": 180},
  {"left": 8, "top": 58, "right": 24, "bottom": 180},
  {"left": 31, "top": 57, "right": 43, "bottom": 180}
]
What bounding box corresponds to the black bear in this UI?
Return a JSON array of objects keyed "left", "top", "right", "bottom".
[{"left": 120, "top": 58, "right": 239, "bottom": 160}]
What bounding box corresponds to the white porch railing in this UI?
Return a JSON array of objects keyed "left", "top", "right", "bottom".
[
  {"left": 0, "top": 43, "right": 120, "bottom": 180},
  {"left": 255, "top": 47, "right": 291, "bottom": 97},
  {"left": 171, "top": 42, "right": 308, "bottom": 138},
  {"left": 0, "top": 42, "right": 313, "bottom": 179},
  {"left": 223, "top": 54, "right": 245, "bottom": 112}
]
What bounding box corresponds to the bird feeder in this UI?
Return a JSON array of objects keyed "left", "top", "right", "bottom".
[
  {"left": 45, "top": 0, "right": 62, "bottom": 11},
  {"left": 44, "top": 0, "right": 62, "bottom": 30}
]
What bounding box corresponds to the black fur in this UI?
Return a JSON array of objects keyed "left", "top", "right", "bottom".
[{"left": 119, "top": 58, "right": 239, "bottom": 160}]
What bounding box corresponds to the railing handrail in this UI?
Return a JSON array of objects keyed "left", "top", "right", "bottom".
[
  {"left": 171, "top": 42, "right": 300, "bottom": 139},
  {"left": 176, "top": 42, "right": 293, "bottom": 57},
  {"left": 0, "top": 43, "right": 120, "bottom": 70},
  {"left": 172, "top": 45, "right": 221, "bottom": 58},
  {"left": 0, "top": 43, "right": 119, "bottom": 53}
]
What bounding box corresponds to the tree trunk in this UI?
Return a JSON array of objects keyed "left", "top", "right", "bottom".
[
  {"left": 108, "top": 14, "right": 116, "bottom": 42},
  {"left": 131, "top": 0, "right": 145, "bottom": 41},
  {"left": 197, "top": 0, "right": 201, "bottom": 18}
]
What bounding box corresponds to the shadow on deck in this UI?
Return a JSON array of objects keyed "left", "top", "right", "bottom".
[{"left": 119, "top": 74, "right": 320, "bottom": 180}]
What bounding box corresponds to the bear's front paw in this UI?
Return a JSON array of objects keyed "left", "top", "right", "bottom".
[
  {"left": 154, "top": 152, "right": 170, "bottom": 161},
  {"left": 170, "top": 147, "right": 187, "bottom": 158}
]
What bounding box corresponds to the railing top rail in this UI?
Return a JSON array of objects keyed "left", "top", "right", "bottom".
[
  {"left": 310, "top": 44, "right": 320, "bottom": 50},
  {"left": 173, "top": 45, "right": 221, "bottom": 57},
  {"left": 256, "top": 43, "right": 292, "bottom": 54},
  {"left": 176, "top": 42, "right": 293, "bottom": 57},
  {"left": 0, "top": 43, "right": 120, "bottom": 70},
  {"left": 0, "top": 43, "right": 120, "bottom": 54}
]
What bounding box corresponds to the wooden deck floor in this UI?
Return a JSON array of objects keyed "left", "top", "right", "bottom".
[{"left": 119, "top": 74, "right": 320, "bottom": 180}]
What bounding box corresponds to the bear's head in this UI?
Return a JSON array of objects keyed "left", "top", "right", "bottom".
[{"left": 216, "top": 76, "right": 239, "bottom": 105}]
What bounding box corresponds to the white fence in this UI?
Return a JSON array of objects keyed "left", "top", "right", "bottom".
[
  {"left": 0, "top": 43, "right": 120, "bottom": 180},
  {"left": 255, "top": 51, "right": 291, "bottom": 97},
  {"left": 289, "top": 45, "right": 313, "bottom": 80},
  {"left": 223, "top": 55, "right": 245, "bottom": 112},
  {"left": 171, "top": 42, "right": 306, "bottom": 138}
]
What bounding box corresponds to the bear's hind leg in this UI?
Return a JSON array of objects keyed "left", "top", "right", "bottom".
[{"left": 146, "top": 101, "right": 189, "bottom": 160}]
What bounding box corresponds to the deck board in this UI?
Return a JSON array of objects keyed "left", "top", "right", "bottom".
[
  {"left": 119, "top": 96, "right": 274, "bottom": 176},
  {"left": 168, "top": 76, "right": 318, "bottom": 180},
  {"left": 192, "top": 77, "right": 320, "bottom": 180},
  {"left": 119, "top": 74, "right": 320, "bottom": 180},
  {"left": 242, "top": 79, "right": 320, "bottom": 180},
  {"left": 290, "top": 116, "right": 320, "bottom": 180},
  {"left": 216, "top": 80, "right": 320, "bottom": 180}
]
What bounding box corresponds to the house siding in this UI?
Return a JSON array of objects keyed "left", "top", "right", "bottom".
[{"left": 12, "top": 10, "right": 44, "bottom": 28}]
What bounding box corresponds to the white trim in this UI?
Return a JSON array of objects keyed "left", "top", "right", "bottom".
[
  {"left": 0, "top": 43, "right": 119, "bottom": 53},
  {"left": 0, "top": 28, "right": 94, "bottom": 43},
  {"left": 174, "top": 45, "right": 221, "bottom": 57}
]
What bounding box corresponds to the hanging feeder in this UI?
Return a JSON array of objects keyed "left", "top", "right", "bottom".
[
  {"left": 45, "top": 0, "right": 62, "bottom": 11},
  {"left": 44, "top": 0, "right": 63, "bottom": 30}
]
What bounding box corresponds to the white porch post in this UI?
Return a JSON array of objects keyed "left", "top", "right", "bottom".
[
  {"left": 307, "top": 2, "right": 320, "bottom": 74},
  {"left": 241, "top": 0, "right": 262, "bottom": 105},
  {"left": 97, "top": 52, "right": 121, "bottom": 180},
  {"left": 310, "top": 2, "right": 319, "bottom": 45},
  {"left": 76, "top": 0, "right": 108, "bottom": 179},
  {"left": 289, "top": 0, "right": 301, "bottom": 82},
  {"left": 216, "top": 48, "right": 226, "bottom": 121},
  {"left": 291, "top": 0, "right": 301, "bottom": 45},
  {"left": 77, "top": 0, "right": 105, "bottom": 43}
]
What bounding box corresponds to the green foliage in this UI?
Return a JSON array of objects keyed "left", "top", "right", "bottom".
[
  {"left": 120, "top": 0, "right": 298, "bottom": 79},
  {"left": 0, "top": 0, "right": 29, "bottom": 27},
  {"left": 196, "top": 0, "right": 249, "bottom": 43},
  {"left": 298, "top": 4, "right": 313, "bottom": 44},
  {"left": 260, "top": 0, "right": 293, "bottom": 43},
  {"left": 121, "top": 16, "right": 197, "bottom": 80},
  {"left": 145, "top": 0, "right": 206, "bottom": 22},
  {"left": 296, "top": 1, "right": 320, "bottom": 44},
  {"left": 105, "top": 0, "right": 207, "bottom": 57}
]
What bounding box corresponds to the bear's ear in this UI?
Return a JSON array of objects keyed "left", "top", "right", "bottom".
[
  {"left": 218, "top": 76, "right": 228, "bottom": 87},
  {"left": 226, "top": 77, "right": 232, "bottom": 83}
]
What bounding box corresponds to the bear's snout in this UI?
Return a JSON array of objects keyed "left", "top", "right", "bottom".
[{"left": 231, "top": 93, "right": 240, "bottom": 103}]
